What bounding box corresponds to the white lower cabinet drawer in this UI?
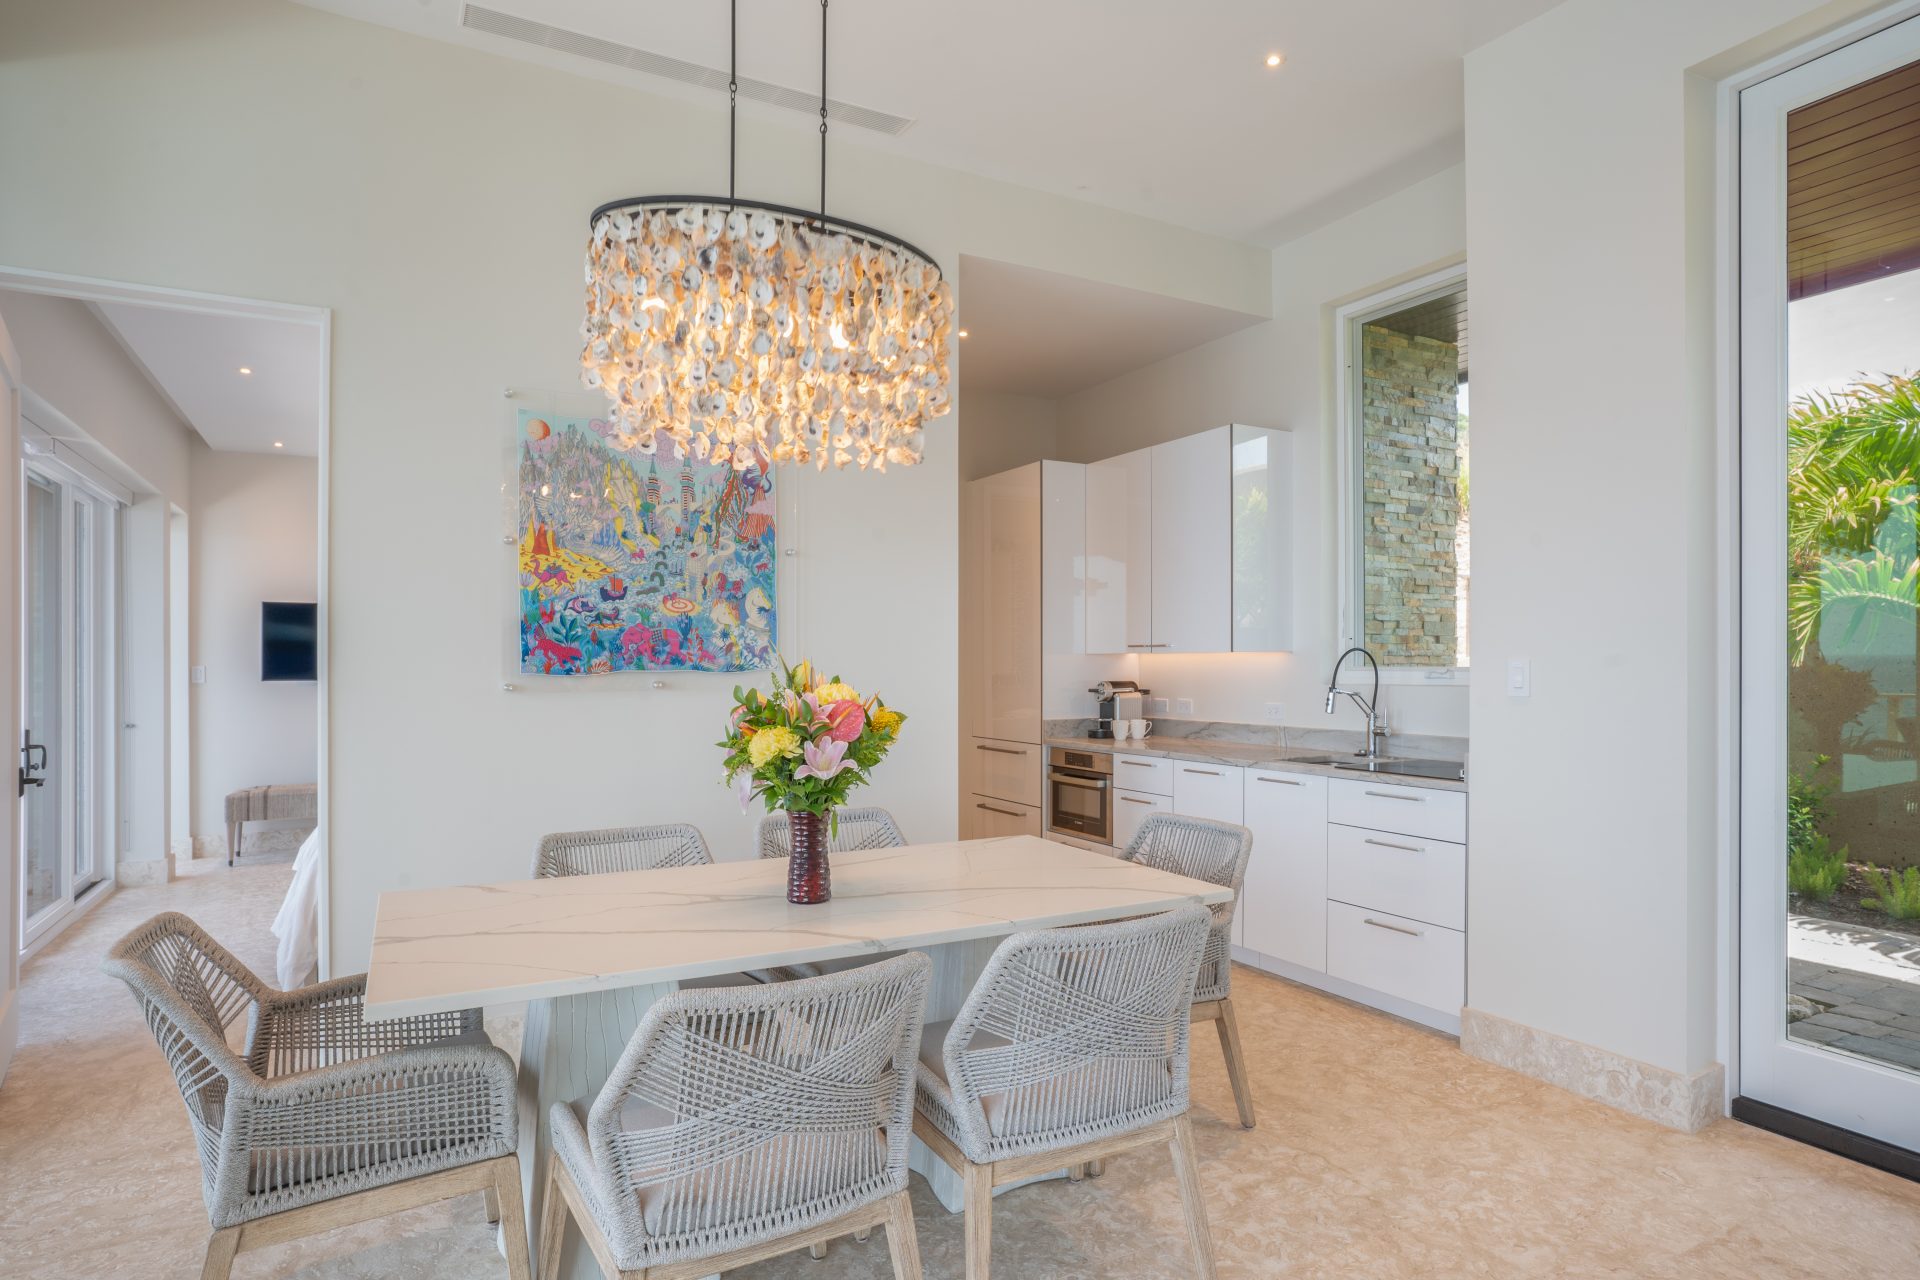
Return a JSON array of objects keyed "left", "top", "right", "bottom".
[
  {"left": 969, "top": 794, "right": 1041, "bottom": 839},
  {"left": 1112, "top": 788, "right": 1171, "bottom": 850},
  {"left": 1172, "top": 762, "right": 1244, "bottom": 824},
  {"left": 1113, "top": 753, "right": 1174, "bottom": 797},
  {"left": 1327, "top": 824, "right": 1466, "bottom": 930},
  {"left": 1328, "top": 778, "right": 1466, "bottom": 842},
  {"left": 1325, "top": 902, "right": 1464, "bottom": 1014},
  {"left": 971, "top": 738, "right": 1041, "bottom": 806},
  {"left": 1045, "top": 831, "right": 1114, "bottom": 856}
]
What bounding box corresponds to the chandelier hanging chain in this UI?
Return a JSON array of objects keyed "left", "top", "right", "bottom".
[
  {"left": 728, "top": 0, "right": 738, "bottom": 206},
  {"left": 819, "top": 0, "right": 829, "bottom": 221}
]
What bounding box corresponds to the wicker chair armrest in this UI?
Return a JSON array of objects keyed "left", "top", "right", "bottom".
[
  {"left": 240, "top": 1042, "right": 518, "bottom": 1147},
  {"left": 262, "top": 972, "right": 369, "bottom": 1007}
]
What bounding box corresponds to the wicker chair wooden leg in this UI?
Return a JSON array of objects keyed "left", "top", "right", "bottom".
[
  {"left": 1214, "top": 997, "right": 1257, "bottom": 1129},
  {"left": 1067, "top": 1164, "right": 1085, "bottom": 1182},
  {"left": 963, "top": 1161, "right": 995, "bottom": 1280},
  {"left": 1168, "top": 1114, "right": 1218, "bottom": 1280},
  {"left": 493, "top": 1156, "right": 532, "bottom": 1280},
  {"left": 484, "top": 1183, "right": 502, "bottom": 1224},
  {"left": 882, "top": 1190, "right": 924, "bottom": 1280},
  {"left": 855, "top": 1226, "right": 873, "bottom": 1242},
  {"left": 1085, "top": 1159, "right": 1106, "bottom": 1178},
  {"left": 809, "top": 1240, "right": 828, "bottom": 1259},
  {"left": 537, "top": 1155, "right": 569, "bottom": 1280},
  {"left": 200, "top": 1227, "right": 241, "bottom": 1280}
]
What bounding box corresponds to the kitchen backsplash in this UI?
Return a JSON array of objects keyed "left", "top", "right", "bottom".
[{"left": 1043, "top": 717, "right": 1469, "bottom": 763}]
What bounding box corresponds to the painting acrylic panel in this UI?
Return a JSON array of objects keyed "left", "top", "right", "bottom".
[{"left": 517, "top": 408, "right": 776, "bottom": 674}]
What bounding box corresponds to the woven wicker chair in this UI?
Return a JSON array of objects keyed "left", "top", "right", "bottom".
[
  {"left": 102, "top": 911, "right": 527, "bottom": 1280},
  {"left": 533, "top": 823, "right": 713, "bottom": 878},
  {"left": 756, "top": 806, "right": 907, "bottom": 859},
  {"left": 912, "top": 906, "right": 1217, "bottom": 1280},
  {"left": 1119, "top": 813, "right": 1258, "bottom": 1129},
  {"left": 538, "top": 951, "right": 932, "bottom": 1280}
]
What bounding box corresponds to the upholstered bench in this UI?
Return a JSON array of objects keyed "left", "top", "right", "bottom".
[{"left": 224, "top": 784, "right": 318, "bottom": 866}]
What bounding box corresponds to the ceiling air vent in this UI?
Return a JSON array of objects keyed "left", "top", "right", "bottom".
[{"left": 459, "top": 3, "right": 913, "bottom": 136}]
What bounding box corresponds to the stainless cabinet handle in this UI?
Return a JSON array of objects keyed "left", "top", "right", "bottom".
[
  {"left": 1050, "top": 774, "right": 1108, "bottom": 791},
  {"left": 1363, "top": 917, "right": 1422, "bottom": 937},
  {"left": 1119, "top": 795, "right": 1157, "bottom": 806},
  {"left": 1127, "top": 642, "right": 1170, "bottom": 649},
  {"left": 1182, "top": 768, "right": 1222, "bottom": 777},
  {"left": 976, "top": 744, "right": 1027, "bottom": 755},
  {"left": 1120, "top": 760, "right": 1156, "bottom": 768},
  {"left": 1364, "top": 790, "right": 1424, "bottom": 802},
  {"left": 976, "top": 803, "right": 1024, "bottom": 818},
  {"left": 1258, "top": 776, "right": 1304, "bottom": 786},
  {"left": 1364, "top": 838, "right": 1423, "bottom": 853}
]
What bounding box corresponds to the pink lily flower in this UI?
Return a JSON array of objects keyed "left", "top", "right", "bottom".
[
  {"left": 794, "top": 736, "right": 856, "bottom": 781},
  {"left": 733, "top": 768, "right": 756, "bottom": 812}
]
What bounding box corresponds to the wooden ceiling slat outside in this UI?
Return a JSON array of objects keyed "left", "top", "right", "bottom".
[
  {"left": 1789, "top": 57, "right": 1920, "bottom": 300},
  {"left": 1368, "top": 289, "right": 1469, "bottom": 377}
]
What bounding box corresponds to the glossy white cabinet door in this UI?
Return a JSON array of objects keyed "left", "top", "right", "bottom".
[
  {"left": 1171, "top": 761, "right": 1244, "bottom": 825},
  {"left": 1085, "top": 448, "right": 1153, "bottom": 654},
  {"left": 1230, "top": 425, "right": 1293, "bottom": 652},
  {"left": 1112, "top": 788, "right": 1171, "bottom": 850},
  {"left": 1242, "top": 770, "right": 1328, "bottom": 971},
  {"left": 1150, "top": 427, "right": 1232, "bottom": 654},
  {"left": 973, "top": 466, "right": 1041, "bottom": 743}
]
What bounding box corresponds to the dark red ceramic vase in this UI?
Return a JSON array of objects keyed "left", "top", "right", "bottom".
[{"left": 786, "top": 810, "right": 832, "bottom": 904}]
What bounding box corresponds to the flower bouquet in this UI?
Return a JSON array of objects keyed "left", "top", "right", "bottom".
[{"left": 720, "top": 658, "right": 906, "bottom": 903}]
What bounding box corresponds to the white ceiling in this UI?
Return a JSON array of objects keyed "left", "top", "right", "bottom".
[
  {"left": 293, "top": 0, "right": 1567, "bottom": 245},
  {"left": 93, "top": 302, "right": 323, "bottom": 456},
  {"left": 958, "top": 256, "right": 1264, "bottom": 398}
]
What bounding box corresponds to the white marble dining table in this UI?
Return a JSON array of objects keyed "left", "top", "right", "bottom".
[{"left": 363, "top": 834, "right": 1232, "bottom": 1280}]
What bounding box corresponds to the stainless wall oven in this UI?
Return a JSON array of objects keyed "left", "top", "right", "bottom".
[{"left": 1046, "top": 747, "right": 1112, "bottom": 844}]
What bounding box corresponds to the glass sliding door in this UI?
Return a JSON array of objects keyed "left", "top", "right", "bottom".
[
  {"left": 18, "top": 454, "right": 116, "bottom": 950},
  {"left": 1740, "top": 14, "right": 1920, "bottom": 1152}
]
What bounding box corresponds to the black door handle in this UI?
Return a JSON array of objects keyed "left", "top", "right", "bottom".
[{"left": 19, "top": 732, "right": 47, "bottom": 798}]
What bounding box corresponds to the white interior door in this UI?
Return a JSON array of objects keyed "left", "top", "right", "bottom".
[
  {"left": 0, "top": 307, "right": 18, "bottom": 1083},
  {"left": 1739, "top": 13, "right": 1920, "bottom": 1153}
]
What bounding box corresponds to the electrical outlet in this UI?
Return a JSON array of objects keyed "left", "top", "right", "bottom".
[
  {"left": 1150, "top": 697, "right": 1169, "bottom": 715},
  {"left": 1174, "top": 698, "right": 1195, "bottom": 716},
  {"left": 1264, "top": 701, "right": 1285, "bottom": 722},
  {"left": 190, "top": 666, "right": 206, "bottom": 685}
]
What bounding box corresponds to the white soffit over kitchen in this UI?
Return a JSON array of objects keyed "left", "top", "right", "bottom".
[
  {"left": 92, "top": 303, "right": 322, "bottom": 457},
  {"left": 958, "top": 256, "right": 1266, "bottom": 398},
  {"left": 292, "top": 0, "right": 1568, "bottom": 244}
]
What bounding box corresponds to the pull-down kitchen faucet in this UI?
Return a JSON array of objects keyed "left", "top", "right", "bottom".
[{"left": 1324, "top": 645, "right": 1385, "bottom": 759}]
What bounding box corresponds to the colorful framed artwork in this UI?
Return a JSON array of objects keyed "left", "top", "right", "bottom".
[{"left": 516, "top": 408, "right": 777, "bottom": 674}]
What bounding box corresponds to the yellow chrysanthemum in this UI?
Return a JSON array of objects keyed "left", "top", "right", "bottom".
[
  {"left": 815, "top": 681, "right": 860, "bottom": 705},
  {"left": 871, "top": 707, "right": 904, "bottom": 737},
  {"left": 748, "top": 725, "right": 801, "bottom": 769}
]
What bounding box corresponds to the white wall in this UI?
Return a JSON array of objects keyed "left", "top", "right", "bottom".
[
  {"left": 0, "top": 0, "right": 1274, "bottom": 970},
  {"left": 1464, "top": 0, "right": 1881, "bottom": 1080},
  {"left": 960, "top": 391, "right": 1060, "bottom": 481},
  {"left": 188, "top": 446, "right": 318, "bottom": 848},
  {"left": 0, "top": 288, "right": 197, "bottom": 876},
  {"left": 1054, "top": 166, "right": 1472, "bottom": 740}
]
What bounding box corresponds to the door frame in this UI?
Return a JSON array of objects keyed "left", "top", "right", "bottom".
[
  {"left": 1718, "top": 2, "right": 1920, "bottom": 1157},
  {"left": 0, "top": 267, "right": 334, "bottom": 978}
]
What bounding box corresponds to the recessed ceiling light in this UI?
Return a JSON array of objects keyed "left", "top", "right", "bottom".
[
  {"left": 1265, "top": 52, "right": 1283, "bottom": 68},
  {"left": 273, "top": 441, "right": 283, "bottom": 448},
  {"left": 958, "top": 329, "right": 969, "bottom": 339},
  {"left": 238, "top": 366, "right": 252, "bottom": 375}
]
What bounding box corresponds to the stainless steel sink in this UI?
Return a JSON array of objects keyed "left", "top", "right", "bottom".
[{"left": 1289, "top": 755, "right": 1466, "bottom": 781}]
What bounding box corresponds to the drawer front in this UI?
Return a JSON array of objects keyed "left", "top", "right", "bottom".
[
  {"left": 1328, "top": 778, "right": 1466, "bottom": 842},
  {"left": 1113, "top": 753, "right": 1173, "bottom": 796},
  {"left": 1172, "top": 762, "right": 1244, "bottom": 825},
  {"left": 1045, "top": 831, "right": 1114, "bottom": 856},
  {"left": 969, "top": 794, "right": 1041, "bottom": 840},
  {"left": 1325, "top": 902, "right": 1465, "bottom": 1013},
  {"left": 971, "top": 737, "right": 1041, "bottom": 806},
  {"left": 1112, "top": 787, "right": 1172, "bottom": 851},
  {"left": 1326, "top": 824, "right": 1466, "bottom": 930}
]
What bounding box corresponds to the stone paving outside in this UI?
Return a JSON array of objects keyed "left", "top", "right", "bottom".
[{"left": 1790, "top": 953, "right": 1920, "bottom": 1072}]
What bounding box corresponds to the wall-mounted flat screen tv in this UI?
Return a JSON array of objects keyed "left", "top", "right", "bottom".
[{"left": 262, "top": 601, "right": 318, "bottom": 682}]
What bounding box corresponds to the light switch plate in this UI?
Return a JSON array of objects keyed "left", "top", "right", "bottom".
[
  {"left": 190, "top": 666, "right": 207, "bottom": 685},
  {"left": 1506, "top": 658, "right": 1531, "bottom": 698},
  {"left": 1174, "top": 698, "right": 1195, "bottom": 716},
  {"left": 1264, "top": 701, "right": 1285, "bottom": 722}
]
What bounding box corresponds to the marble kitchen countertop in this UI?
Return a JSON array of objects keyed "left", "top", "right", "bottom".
[
  {"left": 362, "top": 835, "right": 1232, "bottom": 1020},
  {"left": 1045, "top": 735, "right": 1468, "bottom": 792}
]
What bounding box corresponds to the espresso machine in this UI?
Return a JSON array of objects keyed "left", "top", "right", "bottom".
[{"left": 1088, "top": 679, "right": 1150, "bottom": 739}]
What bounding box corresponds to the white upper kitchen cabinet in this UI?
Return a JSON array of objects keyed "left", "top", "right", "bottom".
[
  {"left": 1150, "top": 427, "right": 1233, "bottom": 654},
  {"left": 1085, "top": 447, "right": 1153, "bottom": 654},
  {"left": 1242, "top": 768, "right": 1328, "bottom": 972},
  {"left": 970, "top": 465, "right": 1041, "bottom": 744},
  {"left": 1085, "top": 425, "right": 1291, "bottom": 655}
]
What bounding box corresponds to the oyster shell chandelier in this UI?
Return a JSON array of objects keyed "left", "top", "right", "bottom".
[{"left": 580, "top": 0, "right": 952, "bottom": 473}]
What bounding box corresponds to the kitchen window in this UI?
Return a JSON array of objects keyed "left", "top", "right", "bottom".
[{"left": 1335, "top": 267, "right": 1470, "bottom": 681}]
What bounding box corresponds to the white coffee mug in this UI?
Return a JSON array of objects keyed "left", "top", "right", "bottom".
[
  {"left": 1130, "top": 718, "right": 1153, "bottom": 738},
  {"left": 1111, "top": 719, "right": 1133, "bottom": 740}
]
